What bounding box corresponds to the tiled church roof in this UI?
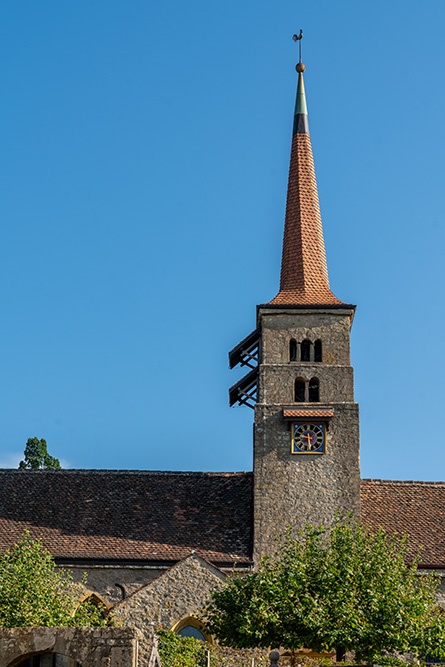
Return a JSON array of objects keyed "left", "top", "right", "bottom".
[
  {"left": 0, "top": 471, "right": 443, "bottom": 568},
  {"left": 0, "top": 470, "right": 253, "bottom": 565},
  {"left": 361, "top": 479, "right": 445, "bottom": 568}
]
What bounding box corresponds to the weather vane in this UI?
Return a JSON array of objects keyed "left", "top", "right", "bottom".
[{"left": 292, "top": 30, "right": 305, "bottom": 72}]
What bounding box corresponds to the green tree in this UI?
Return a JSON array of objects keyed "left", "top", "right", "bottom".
[
  {"left": 157, "top": 630, "right": 208, "bottom": 667},
  {"left": 0, "top": 533, "right": 109, "bottom": 627},
  {"left": 19, "top": 437, "right": 61, "bottom": 470},
  {"left": 157, "top": 630, "right": 269, "bottom": 667},
  {"left": 205, "top": 518, "right": 445, "bottom": 663}
]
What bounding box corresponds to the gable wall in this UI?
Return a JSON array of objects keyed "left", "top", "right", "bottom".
[
  {"left": 64, "top": 565, "right": 167, "bottom": 605},
  {"left": 114, "top": 555, "right": 226, "bottom": 664}
]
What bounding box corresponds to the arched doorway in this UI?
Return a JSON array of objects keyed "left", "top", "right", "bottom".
[{"left": 10, "top": 655, "right": 81, "bottom": 667}]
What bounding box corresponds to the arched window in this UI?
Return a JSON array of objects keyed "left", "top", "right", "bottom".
[
  {"left": 295, "top": 378, "right": 305, "bottom": 402},
  {"left": 289, "top": 339, "right": 297, "bottom": 361},
  {"left": 301, "top": 339, "right": 311, "bottom": 362},
  {"left": 177, "top": 625, "right": 206, "bottom": 641},
  {"left": 172, "top": 616, "right": 210, "bottom": 642},
  {"left": 314, "top": 339, "right": 322, "bottom": 362},
  {"left": 309, "top": 377, "right": 319, "bottom": 402},
  {"left": 82, "top": 592, "right": 108, "bottom": 607},
  {"left": 79, "top": 591, "right": 110, "bottom": 622}
]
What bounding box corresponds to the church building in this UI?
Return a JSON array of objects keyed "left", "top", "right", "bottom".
[{"left": 0, "top": 52, "right": 443, "bottom": 661}]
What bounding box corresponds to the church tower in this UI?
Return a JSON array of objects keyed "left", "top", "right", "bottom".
[{"left": 229, "top": 53, "right": 360, "bottom": 564}]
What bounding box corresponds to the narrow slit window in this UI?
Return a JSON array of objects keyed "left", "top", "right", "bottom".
[
  {"left": 295, "top": 379, "right": 305, "bottom": 402},
  {"left": 309, "top": 378, "right": 319, "bottom": 402},
  {"left": 289, "top": 339, "right": 297, "bottom": 361},
  {"left": 314, "top": 340, "right": 322, "bottom": 362},
  {"left": 301, "top": 339, "right": 311, "bottom": 362}
]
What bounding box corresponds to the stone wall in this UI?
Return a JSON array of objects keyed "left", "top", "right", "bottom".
[
  {"left": 435, "top": 571, "right": 445, "bottom": 608},
  {"left": 0, "top": 627, "right": 141, "bottom": 667},
  {"left": 259, "top": 364, "right": 354, "bottom": 404},
  {"left": 114, "top": 553, "right": 226, "bottom": 664},
  {"left": 253, "top": 403, "right": 361, "bottom": 562},
  {"left": 65, "top": 565, "right": 166, "bottom": 606},
  {"left": 253, "top": 307, "right": 360, "bottom": 564},
  {"left": 259, "top": 309, "right": 353, "bottom": 367}
]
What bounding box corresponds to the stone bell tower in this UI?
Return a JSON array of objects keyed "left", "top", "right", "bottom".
[{"left": 229, "top": 55, "right": 360, "bottom": 564}]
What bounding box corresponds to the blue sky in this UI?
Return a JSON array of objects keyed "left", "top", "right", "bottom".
[{"left": 0, "top": 1, "right": 444, "bottom": 480}]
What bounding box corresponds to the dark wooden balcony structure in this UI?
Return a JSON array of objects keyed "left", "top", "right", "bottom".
[{"left": 228, "top": 328, "right": 261, "bottom": 409}]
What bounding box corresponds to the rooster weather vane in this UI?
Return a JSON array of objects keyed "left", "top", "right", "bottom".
[{"left": 292, "top": 30, "right": 303, "bottom": 64}]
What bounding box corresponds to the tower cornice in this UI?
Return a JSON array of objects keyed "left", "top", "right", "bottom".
[{"left": 257, "top": 303, "right": 356, "bottom": 326}]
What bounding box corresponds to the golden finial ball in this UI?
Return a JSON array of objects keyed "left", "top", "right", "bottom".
[{"left": 296, "top": 62, "right": 306, "bottom": 73}]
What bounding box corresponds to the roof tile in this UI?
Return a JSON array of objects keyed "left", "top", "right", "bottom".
[
  {"left": 268, "top": 93, "right": 342, "bottom": 306},
  {"left": 0, "top": 472, "right": 442, "bottom": 569},
  {"left": 361, "top": 479, "right": 445, "bottom": 568},
  {"left": 283, "top": 409, "right": 334, "bottom": 419},
  {"left": 0, "top": 470, "right": 253, "bottom": 564}
]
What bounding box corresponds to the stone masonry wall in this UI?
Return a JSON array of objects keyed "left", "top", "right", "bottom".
[
  {"left": 434, "top": 572, "right": 445, "bottom": 608},
  {"left": 253, "top": 403, "right": 361, "bottom": 563},
  {"left": 260, "top": 310, "right": 353, "bottom": 366},
  {"left": 114, "top": 553, "right": 226, "bottom": 665},
  {"left": 0, "top": 627, "right": 141, "bottom": 667},
  {"left": 253, "top": 307, "right": 360, "bottom": 564},
  {"left": 259, "top": 364, "right": 354, "bottom": 404},
  {"left": 65, "top": 565, "right": 165, "bottom": 606}
]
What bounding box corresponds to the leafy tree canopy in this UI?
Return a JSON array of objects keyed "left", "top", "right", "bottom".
[
  {"left": 157, "top": 630, "right": 269, "bottom": 667},
  {"left": 0, "top": 533, "right": 110, "bottom": 627},
  {"left": 205, "top": 518, "right": 445, "bottom": 663},
  {"left": 157, "top": 630, "right": 208, "bottom": 667},
  {"left": 19, "top": 437, "right": 61, "bottom": 470}
]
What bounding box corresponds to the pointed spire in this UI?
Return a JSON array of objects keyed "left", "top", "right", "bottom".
[
  {"left": 293, "top": 63, "right": 309, "bottom": 134},
  {"left": 268, "top": 59, "right": 343, "bottom": 306}
]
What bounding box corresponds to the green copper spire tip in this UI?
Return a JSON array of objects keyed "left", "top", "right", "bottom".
[
  {"left": 295, "top": 66, "right": 307, "bottom": 116},
  {"left": 293, "top": 63, "right": 309, "bottom": 135}
]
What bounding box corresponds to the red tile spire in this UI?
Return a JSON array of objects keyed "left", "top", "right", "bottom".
[{"left": 268, "top": 61, "right": 343, "bottom": 306}]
